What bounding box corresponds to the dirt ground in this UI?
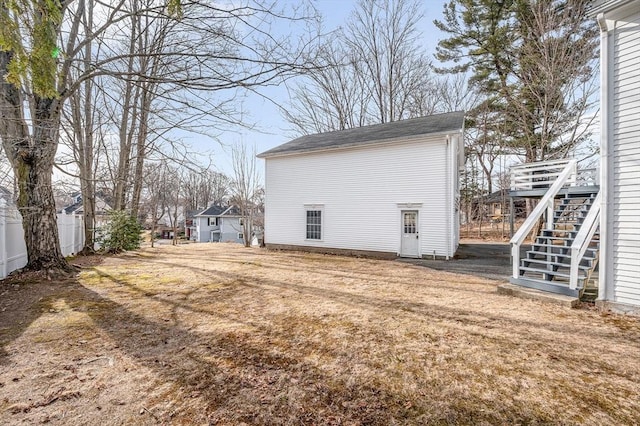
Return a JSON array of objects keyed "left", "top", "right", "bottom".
[{"left": 1, "top": 243, "right": 639, "bottom": 425}]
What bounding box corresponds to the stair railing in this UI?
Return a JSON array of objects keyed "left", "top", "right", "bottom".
[
  {"left": 569, "top": 191, "right": 601, "bottom": 290},
  {"left": 510, "top": 159, "right": 578, "bottom": 279},
  {"left": 576, "top": 167, "right": 599, "bottom": 187},
  {"left": 510, "top": 159, "right": 576, "bottom": 191}
]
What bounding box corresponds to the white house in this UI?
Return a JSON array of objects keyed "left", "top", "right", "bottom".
[
  {"left": 257, "top": 111, "right": 465, "bottom": 259},
  {"left": 193, "top": 205, "right": 245, "bottom": 244},
  {"left": 593, "top": 0, "right": 640, "bottom": 313}
]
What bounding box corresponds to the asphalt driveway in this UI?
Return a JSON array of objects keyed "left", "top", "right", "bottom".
[{"left": 399, "top": 242, "right": 528, "bottom": 282}]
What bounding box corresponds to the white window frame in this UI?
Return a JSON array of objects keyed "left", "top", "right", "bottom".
[
  {"left": 238, "top": 232, "right": 244, "bottom": 240},
  {"left": 304, "top": 205, "right": 324, "bottom": 241}
]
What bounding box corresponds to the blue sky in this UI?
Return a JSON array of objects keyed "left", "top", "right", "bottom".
[{"left": 192, "top": 0, "right": 448, "bottom": 177}]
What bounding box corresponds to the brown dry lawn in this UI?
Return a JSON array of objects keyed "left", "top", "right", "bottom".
[{"left": 1, "top": 243, "right": 639, "bottom": 425}]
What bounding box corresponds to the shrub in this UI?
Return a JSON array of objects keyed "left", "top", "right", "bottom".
[{"left": 99, "top": 210, "right": 143, "bottom": 253}]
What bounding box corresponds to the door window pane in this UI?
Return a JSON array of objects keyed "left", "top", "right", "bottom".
[{"left": 403, "top": 212, "right": 417, "bottom": 234}]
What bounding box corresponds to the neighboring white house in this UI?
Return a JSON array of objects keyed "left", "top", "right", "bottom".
[
  {"left": 593, "top": 0, "right": 640, "bottom": 313},
  {"left": 257, "top": 111, "right": 465, "bottom": 259},
  {"left": 192, "top": 205, "right": 245, "bottom": 244}
]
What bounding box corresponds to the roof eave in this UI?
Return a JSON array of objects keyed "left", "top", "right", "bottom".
[
  {"left": 588, "top": 0, "right": 636, "bottom": 16},
  {"left": 257, "top": 128, "right": 464, "bottom": 159}
]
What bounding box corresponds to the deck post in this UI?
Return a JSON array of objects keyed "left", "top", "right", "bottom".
[
  {"left": 512, "top": 243, "right": 520, "bottom": 279},
  {"left": 509, "top": 196, "right": 514, "bottom": 238}
]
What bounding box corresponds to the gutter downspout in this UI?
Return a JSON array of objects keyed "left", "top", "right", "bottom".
[
  {"left": 597, "top": 12, "right": 613, "bottom": 302},
  {"left": 446, "top": 135, "right": 451, "bottom": 260}
]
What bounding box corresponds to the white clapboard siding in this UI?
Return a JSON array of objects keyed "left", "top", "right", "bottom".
[
  {"left": 264, "top": 135, "right": 458, "bottom": 258},
  {"left": 611, "top": 8, "right": 640, "bottom": 306}
]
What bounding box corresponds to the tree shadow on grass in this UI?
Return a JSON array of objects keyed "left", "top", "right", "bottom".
[
  {"left": 0, "top": 272, "right": 79, "bottom": 364},
  {"left": 0, "top": 264, "right": 429, "bottom": 424},
  {"left": 60, "top": 273, "right": 425, "bottom": 424},
  {"left": 84, "top": 262, "right": 640, "bottom": 420},
  {"left": 111, "top": 256, "right": 640, "bottom": 346},
  {"left": 76, "top": 266, "right": 636, "bottom": 425},
  {"left": 3, "top": 254, "right": 636, "bottom": 425}
]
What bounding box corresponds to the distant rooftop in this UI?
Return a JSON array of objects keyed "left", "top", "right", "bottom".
[
  {"left": 60, "top": 194, "right": 112, "bottom": 215},
  {"left": 0, "top": 186, "right": 14, "bottom": 204},
  {"left": 257, "top": 111, "right": 464, "bottom": 158},
  {"left": 195, "top": 205, "right": 241, "bottom": 217},
  {"left": 0, "top": 186, "right": 12, "bottom": 198}
]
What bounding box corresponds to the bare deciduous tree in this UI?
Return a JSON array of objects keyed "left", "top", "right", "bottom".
[
  {"left": 183, "top": 169, "right": 230, "bottom": 212},
  {"left": 59, "top": 0, "right": 105, "bottom": 254},
  {"left": 284, "top": 0, "right": 443, "bottom": 135},
  {"left": 346, "top": 0, "right": 429, "bottom": 124},
  {"left": 230, "top": 143, "right": 262, "bottom": 248},
  {"left": 164, "top": 166, "right": 185, "bottom": 246},
  {"left": 283, "top": 40, "right": 370, "bottom": 134},
  {"left": 141, "top": 162, "right": 170, "bottom": 248},
  {"left": 0, "top": 0, "right": 319, "bottom": 270}
]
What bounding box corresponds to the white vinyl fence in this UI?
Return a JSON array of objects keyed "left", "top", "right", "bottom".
[{"left": 0, "top": 197, "right": 85, "bottom": 279}]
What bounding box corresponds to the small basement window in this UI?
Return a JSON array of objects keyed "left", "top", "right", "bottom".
[
  {"left": 306, "top": 210, "right": 322, "bottom": 240},
  {"left": 238, "top": 233, "right": 244, "bottom": 240}
]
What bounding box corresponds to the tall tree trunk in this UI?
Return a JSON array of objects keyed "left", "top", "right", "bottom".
[
  {"left": 25, "top": 99, "right": 68, "bottom": 269},
  {"left": 16, "top": 138, "right": 67, "bottom": 270},
  {"left": 113, "top": 5, "right": 140, "bottom": 211},
  {"left": 79, "top": 0, "right": 96, "bottom": 253},
  {"left": 113, "top": 81, "right": 139, "bottom": 210},
  {"left": 130, "top": 6, "right": 165, "bottom": 218},
  {"left": 243, "top": 213, "right": 252, "bottom": 247},
  {"left": 69, "top": 85, "right": 97, "bottom": 254},
  {"left": 0, "top": 50, "right": 69, "bottom": 270},
  {"left": 130, "top": 90, "right": 151, "bottom": 218}
]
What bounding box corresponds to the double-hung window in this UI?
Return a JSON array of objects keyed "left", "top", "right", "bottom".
[{"left": 306, "top": 209, "right": 322, "bottom": 240}]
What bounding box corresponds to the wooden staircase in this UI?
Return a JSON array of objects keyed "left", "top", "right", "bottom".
[
  {"left": 511, "top": 192, "right": 600, "bottom": 297},
  {"left": 509, "top": 159, "right": 601, "bottom": 299}
]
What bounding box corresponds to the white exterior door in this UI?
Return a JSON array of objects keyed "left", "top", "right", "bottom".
[{"left": 400, "top": 210, "right": 419, "bottom": 258}]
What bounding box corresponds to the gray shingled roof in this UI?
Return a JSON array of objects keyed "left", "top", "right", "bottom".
[
  {"left": 195, "top": 205, "right": 241, "bottom": 217},
  {"left": 195, "top": 205, "right": 228, "bottom": 217},
  {"left": 258, "top": 111, "right": 464, "bottom": 158},
  {"left": 60, "top": 194, "right": 112, "bottom": 215},
  {"left": 61, "top": 200, "right": 83, "bottom": 214},
  {"left": 221, "top": 206, "right": 241, "bottom": 216}
]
